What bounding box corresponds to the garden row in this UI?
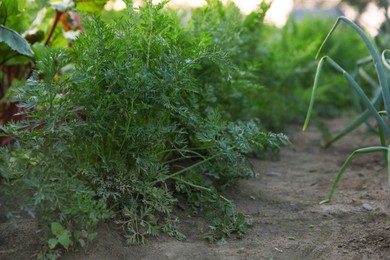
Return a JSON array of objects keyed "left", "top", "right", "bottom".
[{"left": 0, "top": 0, "right": 374, "bottom": 258}]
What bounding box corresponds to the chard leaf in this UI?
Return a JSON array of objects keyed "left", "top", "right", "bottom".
[{"left": 0, "top": 25, "right": 34, "bottom": 57}]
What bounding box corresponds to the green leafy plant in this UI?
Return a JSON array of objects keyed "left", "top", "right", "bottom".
[
  {"left": 1, "top": 0, "right": 289, "bottom": 257},
  {"left": 48, "top": 222, "right": 97, "bottom": 249},
  {"left": 0, "top": 0, "right": 107, "bottom": 146},
  {"left": 303, "top": 16, "right": 390, "bottom": 204},
  {"left": 48, "top": 222, "right": 73, "bottom": 250},
  {"left": 0, "top": 46, "right": 110, "bottom": 258}
]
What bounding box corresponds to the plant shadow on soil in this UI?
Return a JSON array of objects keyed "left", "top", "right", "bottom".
[{"left": 2, "top": 115, "right": 390, "bottom": 259}]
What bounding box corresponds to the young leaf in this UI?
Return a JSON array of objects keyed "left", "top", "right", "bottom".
[
  {"left": 78, "top": 238, "right": 86, "bottom": 247},
  {"left": 48, "top": 238, "right": 58, "bottom": 249},
  {"left": 0, "top": 25, "right": 34, "bottom": 57},
  {"left": 57, "top": 231, "right": 72, "bottom": 249},
  {"left": 51, "top": 222, "right": 64, "bottom": 236},
  {"left": 87, "top": 232, "right": 97, "bottom": 241}
]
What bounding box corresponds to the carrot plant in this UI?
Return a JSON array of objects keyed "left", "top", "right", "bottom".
[
  {"left": 0, "top": 0, "right": 288, "bottom": 257},
  {"left": 303, "top": 16, "right": 390, "bottom": 204}
]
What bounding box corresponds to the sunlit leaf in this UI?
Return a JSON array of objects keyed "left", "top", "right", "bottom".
[
  {"left": 0, "top": 25, "right": 34, "bottom": 57},
  {"left": 76, "top": 0, "right": 108, "bottom": 13},
  {"left": 50, "top": 0, "right": 75, "bottom": 12}
]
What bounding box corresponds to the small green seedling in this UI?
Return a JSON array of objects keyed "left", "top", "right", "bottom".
[
  {"left": 303, "top": 16, "right": 390, "bottom": 204},
  {"left": 47, "top": 222, "right": 97, "bottom": 250},
  {"left": 48, "top": 222, "right": 73, "bottom": 250}
]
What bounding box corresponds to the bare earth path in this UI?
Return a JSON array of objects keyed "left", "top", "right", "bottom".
[{"left": 2, "top": 116, "right": 390, "bottom": 259}]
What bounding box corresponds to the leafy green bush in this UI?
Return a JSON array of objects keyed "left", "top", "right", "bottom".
[
  {"left": 184, "top": 1, "right": 273, "bottom": 126},
  {"left": 0, "top": 0, "right": 288, "bottom": 257}
]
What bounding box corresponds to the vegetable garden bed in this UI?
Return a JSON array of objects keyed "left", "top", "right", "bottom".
[
  {"left": 2, "top": 115, "right": 390, "bottom": 259},
  {"left": 1, "top": 0, "right": 390, "bottom": 259}
]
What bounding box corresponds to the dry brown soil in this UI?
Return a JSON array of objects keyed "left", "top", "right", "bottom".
[{"left": 2, "top": 116, "right": 390, "bottom": 259}]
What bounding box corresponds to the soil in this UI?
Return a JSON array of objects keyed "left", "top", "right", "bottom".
[{"left": 2, "top": 116, "right": 390, "bottom": 260}]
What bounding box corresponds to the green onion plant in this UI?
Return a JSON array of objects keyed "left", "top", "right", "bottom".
[{"left": 303, "top": 16, "right": 390, "bottom": 204}]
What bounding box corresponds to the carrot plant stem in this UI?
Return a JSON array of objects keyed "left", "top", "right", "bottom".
[
  {"left": 172, "top": 176, "right": 231, "bottom": 203},
  {"left": 152, "top": 151, "right": 224, "bottom": 185}
]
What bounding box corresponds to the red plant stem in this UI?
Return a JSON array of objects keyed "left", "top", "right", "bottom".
[
  {"left": 44, "top": 10, "right": 63, "bottom": 46},
  {"left": 6, "top": 67, "right": 12, "bottom": 91}
]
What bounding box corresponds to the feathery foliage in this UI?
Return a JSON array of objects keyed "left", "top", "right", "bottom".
[{"left": 0, "top": 1, "right": 288, "bottom": 257}]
